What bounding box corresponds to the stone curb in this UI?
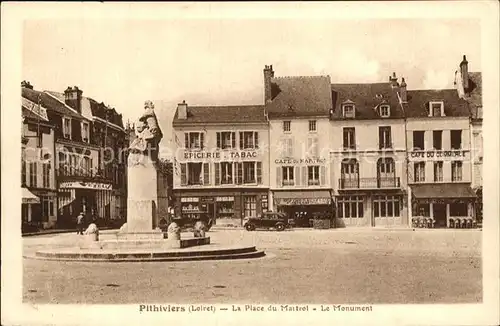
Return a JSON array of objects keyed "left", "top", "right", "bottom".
[{"left": 22, "top": 227, "right": 116, "bottom": 237}]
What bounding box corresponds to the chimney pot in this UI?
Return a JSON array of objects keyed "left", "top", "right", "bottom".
[
  {"left": 264, "top": 64, "right": 275, "bottom": 104},
  {"left": 460, "top": 54, "right": 469, "bottom": 92}
]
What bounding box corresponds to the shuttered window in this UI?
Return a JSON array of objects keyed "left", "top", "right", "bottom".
[
  {"left": 180, "top": 163, "right": 187, "bottom": 185},
  {"left": 256, "top": 162, "right": 262, "bottom": 184},
  {"left": 214, "top": 163, "right": 220, "bottom": 185},
  {"left": 320, "top": 166, "right": 326, "bottom": 185},
  {"left": 236, "top": 162, "right": 243, "bottom": 184},
  {"left": 203, "top": 163, "right": 210, "bottom": 185},
  {"left": 308, "top": 137, "right": 319, "bottom": 157}
]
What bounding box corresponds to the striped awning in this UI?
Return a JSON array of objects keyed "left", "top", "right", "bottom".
[
  {"left": 274, "top": 190, "right": 332, "bottom": 206},
  {"left": 22, "top": 187, "right": 39, "bottom": 204}
]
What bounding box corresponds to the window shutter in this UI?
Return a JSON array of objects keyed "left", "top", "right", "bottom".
[
  {"left": 307, "top": 138, "right": 313, "bottom": 156},
  {"left": 387, "top": 127, "right": 392, "bottom": 147},
  {"left": 214, "top": 163, "right": 220, "bottom": 185},
  {"left": 352, "top": 129, "right": 356, "bottom": 148},
  {"left": 203, "top": 163, "right": 210, "bottom": 185},
  {"left": 302, "top": 166, "right": 307, "bottom": 186},
  {"left": 320, "top": 166, "right": 326, "bottom": 185},
  {"left": 232, "top": 132, "right": 236, "bottom": 149},
  {"left": 256, "top": 162, "right": 262, "bottom": 184},
  {"left": 343, "top": 130, "right": 348, "bottom": 148},
  {"left": 236, "top": 162, "right": 243, "bottom": 184},
  {"left": 379, "top": 128, "right": 383, "bottom": 149},
  {"left": 295, "top": 166, "right": 300, "bottom": 186},
  {"left": 255, "top": 132, "right": 259, "bottom": 149},
  {"left": 276, "top": 167, "right": 282, "bottom": 187},
  {"left": 200, "top": 133, "right": 205, "bottom": 149},
  {"left": 184, "top": 133, "right": 189, "bottom": 148},
  {"left": 216, "top": 133, "right": 221, "bottom": 149},
  {"left": 287, "top": 138, "right": 293, "bottom": 157},
  {"left": 239, "top": 132, "right": 244, "bottom": 149},
  {"left": 180, "top": 163, "right": 187, "bottom": 185},
  {"left": 313, "top": 138, "right": 319, "bottom": 157}
]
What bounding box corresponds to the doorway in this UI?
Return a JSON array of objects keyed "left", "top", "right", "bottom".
[{"left": 433, "top": 203, "right": 447, "bottom": 228}]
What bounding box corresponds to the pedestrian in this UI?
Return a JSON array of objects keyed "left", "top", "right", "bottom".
[{"left": 76, "top": 212, "right": 85, "bottom": 235}]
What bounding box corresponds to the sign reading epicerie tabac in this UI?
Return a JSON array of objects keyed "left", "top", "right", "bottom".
[
  {"left": 409, "top": 150, "right": 468, "bottom": 159},
  {"left": 182, "top": 150, "right": 259, "bottom": 161}
]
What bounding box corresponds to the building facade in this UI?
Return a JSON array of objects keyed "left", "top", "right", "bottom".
[
  {"left": 329, "top": 75, "right": 408, "bottom": 227},
  {"left": 172, "top": 102, "right": 269, "bottom": 226}
]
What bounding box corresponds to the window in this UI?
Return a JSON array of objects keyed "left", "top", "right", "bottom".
[
  {"left": 429, "top": 101, "right": 444, "bottom": 117},
  {"left": 62, "top": 117, "right": 71, "bottom": 139},
  {"left": 414, "top": 162, "right": 425, "bottom": 182},
  {"left": 282, "top": 166, "right": 294, "bottom": 186},
  {"left": 243, "top": 196, "right": 257, "bottom": 218},
  {"left": 81, "top": 122, "right": 89, "bottom": 142},
  {"left": 379, "top": 127, "right": 392, "bottom": 149},
  {"left": 29, "top": 162, "right": 37, "bottom": 187},
  {"left": 218, "top": 162, "right": 233, "bottom": 185},
  {"left": 42, "top": 163, "right": 50, "bottom": 188},
  {"left": 187, "top": 163, "right": 202, "bottom": 185},
  {"left": 337, "top": 196, "right": 364, "bottom": 218},
  {"left": 343, "top": 128, "right": 356, "bottom": 149},
  {"left": 434, "top": 161, "right": 443, "bottom": 182},
  {"left": 83, "top": 156, "right": 91, "bottom": 175},
  {"left": 308, "top": 120, "right": 317, "bottom": 132},
  {"left": 373, "top": 195, "right": 400, "bottom": 217},
  {"left": 307, "top": 137, "right": 319, "bottom": 157},
  {"left": 184, "top": 132, "right": 204, "bottom": 150},
  {"left": 413, "top": 131, "right": 425, "bottom": 150},
  {"left": 433, "top": 130, "right": 443, "bottom": 150},
  {"left": 379, "top": 105, "right": 390, "bottom": 117},
  {"left": 414, "top": 203, "right": 430, "bottom": 217},
  {"left": 450, "top": 130, "right": 462, "bottom": 150},
  {"left": 378, "top": 158, "right": 394, "bottom": 174},
  {"left": 240, "top": 132, "right": 259, "bottom": 149},
  {"left": 452, "top": 161, "right": 463, "bottom": 181},
  {"left": 307, "top": 166, "right": 320, "bottom": 186},
  {"left": 283, "top": 121, "right": 291, "bottom": 132},
  {"left": 243, "top": 162, "right": 256, "bottom": 184},
  {"left": 341, "top": 159, "right": 359, "bottom": 188},
  {"left": 450, "top": 203, "right": 468, "bottom": 216},
  {"left": 281, "top": 138, "right": 293, "bottom": 157},
  {"left": 216, "top": 132, "right": 236, "bottom": 149},
  {"left": 21, "top": 160, "right": 26, "bottom": 185},
  {"left": 342, "top": 104, "right": 355, "bottom": 118}
]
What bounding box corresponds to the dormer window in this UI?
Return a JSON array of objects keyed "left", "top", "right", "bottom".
[
  {"left": 379, "top": 105, "right": 390, "bottom": 117},
  {"left": 342, "top": 103, "right": 355, "bottom": 118},
  {"left": 429, "top": 101, "right": 445, "bottom": 117}
]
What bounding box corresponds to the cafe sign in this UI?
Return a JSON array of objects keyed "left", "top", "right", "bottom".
[
  {"left": 274, "top": 158, "right": 327, "bottom": 164},
  {"left": 59, "top": 182, "right": 112, "bottom": 190},
  {"left": 275, "top": 197, "right": 331, "bottom": 206},
  {"left": 410, "top": 150, "right": 467, "bottom": 159}
]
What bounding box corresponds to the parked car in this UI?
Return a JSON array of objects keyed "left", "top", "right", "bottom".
[{"left": 243, "top": 212, "right": 290, "bottom": 231}]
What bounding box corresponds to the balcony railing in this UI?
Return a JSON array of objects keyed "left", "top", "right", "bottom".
[{"left": 338, "top": 177, "right": 401, "bottom": 190}]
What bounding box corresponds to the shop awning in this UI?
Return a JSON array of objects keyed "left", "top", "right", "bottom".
[
  {"left": 274, "top": 190, "right": 332, "bottom": 206},
  {"left": 22, "top": 187, "right": 40, "bottom": 204},
  {"left": 411, "top": 183, "right": 476, "bottom": 199}
]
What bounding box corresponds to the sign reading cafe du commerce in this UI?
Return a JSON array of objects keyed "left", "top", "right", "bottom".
[{"left": 410, "top": 150, "right": 467, "bottom": 159}]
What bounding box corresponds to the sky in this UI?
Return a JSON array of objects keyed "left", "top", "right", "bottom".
[{"left": 23, "top": 18, "right": 481, "bottom": 148}]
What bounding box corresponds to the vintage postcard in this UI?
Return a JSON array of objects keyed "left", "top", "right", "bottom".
[{"left": 1, "top": 2, "right": 499, "bottom": 326}]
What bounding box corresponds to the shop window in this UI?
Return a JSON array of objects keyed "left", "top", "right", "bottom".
[
  {"left": 434, "top": 161, "right": 443, "bottom": 182},
  {"left": 217, "top": 197, "right": 234, "bottom": 217},
  {"left": 184, "top": 132, "right": 204, "bottom": 150},
  {"left": 450, "top": 203, "right": 468, "bottom": 216},
  {"left": 433, "top": 130, "right": 443, "bottom": 150},
  {"left": 243, "top": 196, "right": 257, "bottom": 218},
  {"left": 283, "top": 121, "right": 291, "bottom": 132},
  {"left": 413, "top": 131, "right": 425, "bottom": 150},
  {"left": 29, "top": 162, "right": 37, "bottom": 187},
  {"left": 307, "top": 166, "right": 320, "bottom": 186},
  {"left": 343, "top": 128, "right": 356, "bottom": 149},
  {"left": 414, "top": 203, "right": 430, "bottom": 217},
  {"left": 373, "top": 195, "right": 400, "bottom": 218},
  {"left": 240, "top": 131, "right": 259, "bottom": 149},
  {"left": 452, "top": 161, "right": 463, "bottom": 182},
  {"left": 450, "top": 130, "right": 462, "bottom": 150},
  {"left": 217, "top": 132, "right": 236, "bottom": 149},
  {"left": 22, "top": 204, "right": 29, "bottom": 222},
  {"left": 378, "top": 127, "right": 392, "bottom": 149},
  {"left": 308, "top": 120, "right": 317, "bottom": 132},
  {"left": 282, "top": 166, "right": 294, "bottom": 186},
  {"left": 337, "top": 196, "right": 364, "bottom": 218},
  {"left": 414, "top": 162, "right": 425, "bottom": 183},
  {"left": 307, "top": 137, "right": 319, "bottom": 157}
]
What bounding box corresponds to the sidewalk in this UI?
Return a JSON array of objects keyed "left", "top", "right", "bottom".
[{"left": 22, "top": 226, "right": 116, "bottom": 237}]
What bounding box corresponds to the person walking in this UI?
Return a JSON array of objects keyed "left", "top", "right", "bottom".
[{"left": 76, "top": 212, "right": 85, "bottom": 235}]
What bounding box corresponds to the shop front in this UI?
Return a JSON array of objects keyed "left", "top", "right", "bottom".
[
  {"left": 273, "top": 190, "right": 333, "bottom": 227},
  {"left": 57, "top": 181, "right": 113, "bottom": 227},
  {"left": 173, "top": 188, "right": 269, "bottom": 226},
  {"left": 410, "top": 183, "right": 476, "bottom": 228}
]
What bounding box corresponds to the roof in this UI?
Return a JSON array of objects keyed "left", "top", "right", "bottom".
[
  {"left": 266, "top": 76, "right": 333, "bottom": 118},
  {"left": 468, "top": 72, "right": 482, "bottom": 119},
  {"left": 22, "top": 88, "right": 85, "bottom": 120},
  {"left": 330, "top": 82, "right": 404, "bottom": 120},
  {"left": 22, "top": 107, "right": 50, "bottom": 122},
  {"left": 411, "top": 183, "right": 476, "bottom": 199},
  {"left": 405, "top": 89, "right": 470, "bottom": 118},
  {"left": 173, "top": 105, "right": 267, "bottom": 125}
]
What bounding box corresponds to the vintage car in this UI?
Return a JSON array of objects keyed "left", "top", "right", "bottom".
[{"left": 243, "top": 211, "right": 290, "bottom": 231}]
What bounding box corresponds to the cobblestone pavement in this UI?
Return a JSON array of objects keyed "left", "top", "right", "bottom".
[{"left": 23, "top": 229, "right": 482, "bottom": 304}]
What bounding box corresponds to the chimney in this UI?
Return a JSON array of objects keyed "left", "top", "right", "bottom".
[
  {"left": 400, "top": 77, "right": 407, "bottom": 102},
  {"left": 177, "top": 100, "right": 188, "bottom": 120},
  {"left": 263, "top": 64, "right": 275, "bottom": 104},
  {"left": 389, "top": 72, "right": 399, "bottom": 88},
  {"left": 460, "top": 55, "right": 469, "bottom": 92},
  {"left": 64, "top": 86, "right": 83, "bottom": 114},
  {"left": 21, "top": 80, "right": 33, "bottom": 89}
]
